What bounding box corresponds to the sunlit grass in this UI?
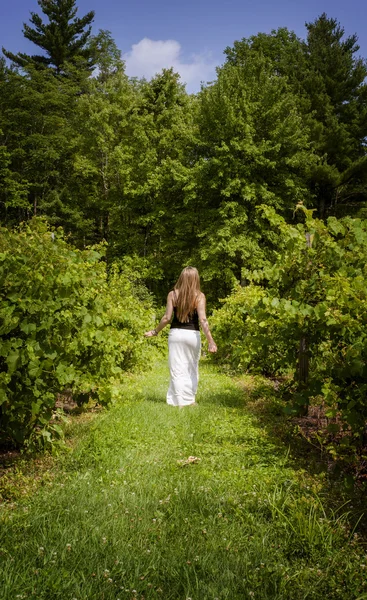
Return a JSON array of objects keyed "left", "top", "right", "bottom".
[{"left": 1, "top": 359, "right": 366, "bottom": 599}]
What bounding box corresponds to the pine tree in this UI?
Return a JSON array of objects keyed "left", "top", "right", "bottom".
[
  {"left": 224, "top": 15, "right": 367, "bottom": 218},
  {"left": 2, "top": 0, "right": 95, "bottom": 74},
  {"left": 0, "top": 61, "right": 79, "bottom": 226},
  {"left": 304, "top": 14, "right": 367, "bottom": 167}
]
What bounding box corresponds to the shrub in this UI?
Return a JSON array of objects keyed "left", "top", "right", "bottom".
[
  {"left": 0, "top": 219, "right": 155, "bottom": 448},
  {"left": 211, "top": 205, "right": 367, "bottom": 454}
]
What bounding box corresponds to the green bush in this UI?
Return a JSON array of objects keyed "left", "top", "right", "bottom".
[
  {"left": 0, "top": 219, "right": 155, "bottom": 448},
  {"left": 211, "top": 205, "right": 367, "bottom": 455}
]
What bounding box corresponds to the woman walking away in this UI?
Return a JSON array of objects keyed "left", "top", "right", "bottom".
[{"left": 144, "top": 267, "right": 217, "bottom": 407}]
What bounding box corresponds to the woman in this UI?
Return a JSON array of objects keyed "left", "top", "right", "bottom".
[{"left": 144, "top": 267, "right": 217, "bottom": 407}]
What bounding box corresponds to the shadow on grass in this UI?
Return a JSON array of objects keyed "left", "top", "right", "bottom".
[
  {"left": 143, "top": 386, "right": 246, "bottom": 408},
  {"left": 175, "top": 362, "right": 367, "bottom": 535},
  {"left": 198, "top": 388, "right": 246, "bottom": 408},
  {"left": 142, "top": 392, "right": 167, "bottom": 404},
  {"left": 226, "top": 373, "right": 367, "bottom": 535}
]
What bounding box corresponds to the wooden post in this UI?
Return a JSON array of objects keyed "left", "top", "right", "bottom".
[
  {"left": 297, "top": 232, "right": 312, "bottom": 415},
  {"left": 298, "top": 337, "right": 309, "bottom": 384}
]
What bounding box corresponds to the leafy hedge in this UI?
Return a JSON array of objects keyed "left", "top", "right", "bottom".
[
  {"left": 0, "top": 219, "right": 155, "bottom": 448},
  {"left": 211, "top": 206, "right": 367, "bottom": 456}
]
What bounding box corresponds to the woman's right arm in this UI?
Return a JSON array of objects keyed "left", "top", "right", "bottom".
[
  {"left": 197, "top": 294, "right": 217, "bottom": 353},
  {"left": 144, "top": 292, "right": 174, "bottom": 337}
]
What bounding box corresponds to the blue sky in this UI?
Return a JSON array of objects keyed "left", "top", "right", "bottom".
[{"left": 1, "top": 0, "right": 366, "bottom": 92}]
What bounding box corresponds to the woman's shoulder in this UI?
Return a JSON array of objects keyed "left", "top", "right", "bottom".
[{"left": 196, "top": 291, "right": 205, "bottom": 303}]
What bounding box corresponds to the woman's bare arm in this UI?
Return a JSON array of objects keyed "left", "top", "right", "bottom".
[
  {"left": 197, "top": 294, "right": 217, "bottom": 353},
  {"left": 144, "top": 292, "right": 174, "bottom": 337}
]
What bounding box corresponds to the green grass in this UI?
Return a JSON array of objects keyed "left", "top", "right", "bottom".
[{"left": 1, "top": 359, "right": 367, "bottom": 600}]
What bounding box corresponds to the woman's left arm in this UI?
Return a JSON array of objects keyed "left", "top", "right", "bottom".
[
  {"left": 144, "top": 292, "right": 174, "bottom": 337},
  {"left": 197, "top": 294, "right": 217, "bottom": 353}
]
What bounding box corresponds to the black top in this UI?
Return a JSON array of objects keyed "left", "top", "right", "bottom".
[{"left": 170, "top": 290, "right": 200, "bottom": 331}]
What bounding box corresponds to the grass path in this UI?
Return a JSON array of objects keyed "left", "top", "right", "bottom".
[{"left": 1, "top": 360, "right": 366, "bottom": 600}]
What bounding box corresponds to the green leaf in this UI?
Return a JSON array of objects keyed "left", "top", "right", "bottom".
[
  {"left": 0, "top": 387, "right": 8, "bottom": 406},
  {"left": 20, "top": 321, "right": 37, "bottom": 334},
  {"left": 6, "top": 350, "right": 20, "bottom": 374}
]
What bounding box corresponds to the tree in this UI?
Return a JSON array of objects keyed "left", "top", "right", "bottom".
[
  {"left": 87, "top": 29, "right": 124, "bottom": 83},
  {"left": 189, "top": 54, "right": 315, "bottom": 298},
  {"left": 104, "top": 68, "right": 197, "bottom": 299},
  {"left": 0, "top": 60, "right": 30, "bottom": 218},
  {"left": 71, "top": 61, "right": 136, "bottom": 245},
  {"left": 2, "top": 0, "right": 95, "bottom": 75},
  {"left": 304, "top": 14, "right": 367, "bottom": 217},
  {"left": 224, "top": 27, "right": 307, "bottom": 90},
  {"left": 0, "top": 62, "right": 79, "bottom": 227},
  {"left": 224, "top": 15, "right": 367, "bottom": 218}
]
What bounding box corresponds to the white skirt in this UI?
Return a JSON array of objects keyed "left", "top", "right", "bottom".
[{"left": 166, "top": 329, "right": 201, "bottom": 406}]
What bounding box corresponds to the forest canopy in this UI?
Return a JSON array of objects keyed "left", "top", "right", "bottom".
[{"left": 1, "top": 2, "right": 366, "bottom": 300}]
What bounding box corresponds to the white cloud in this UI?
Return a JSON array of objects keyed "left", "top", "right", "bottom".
[{"left": 122, "top": 37, "right": 217, "bottom": 93}]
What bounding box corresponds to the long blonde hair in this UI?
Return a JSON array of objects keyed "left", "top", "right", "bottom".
[{"left": 174, "top": 267, "right": 201, "bottom": 322}]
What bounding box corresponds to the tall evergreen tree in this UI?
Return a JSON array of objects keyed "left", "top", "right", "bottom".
[
  {"left": 304, "top": 14, "right": 367, "bottom": 216},
  {"left": 2, "top": 0, "right": 95, "bottom": 74},
  {"left": 224, "top": 15, "right": 367, "bottom": 218},
  {"left": 0, "top": 62, "right": 79, "bottom": 226}
]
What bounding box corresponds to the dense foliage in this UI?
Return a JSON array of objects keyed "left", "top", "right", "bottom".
[
  {"left": 1, "top": 2, "right": 367, "bottom": 455},
  {"left": 0, "top": 219, "right": 154, "bottom": 448},
  {"left": 1, "top": 5, "right": 366, "bottom": 301},
  {"left": 224, "top": 16, "right": 367, "bottom": 218},
  {"left": 211, "top": 206, "right": 367, "bottom": 456}
]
